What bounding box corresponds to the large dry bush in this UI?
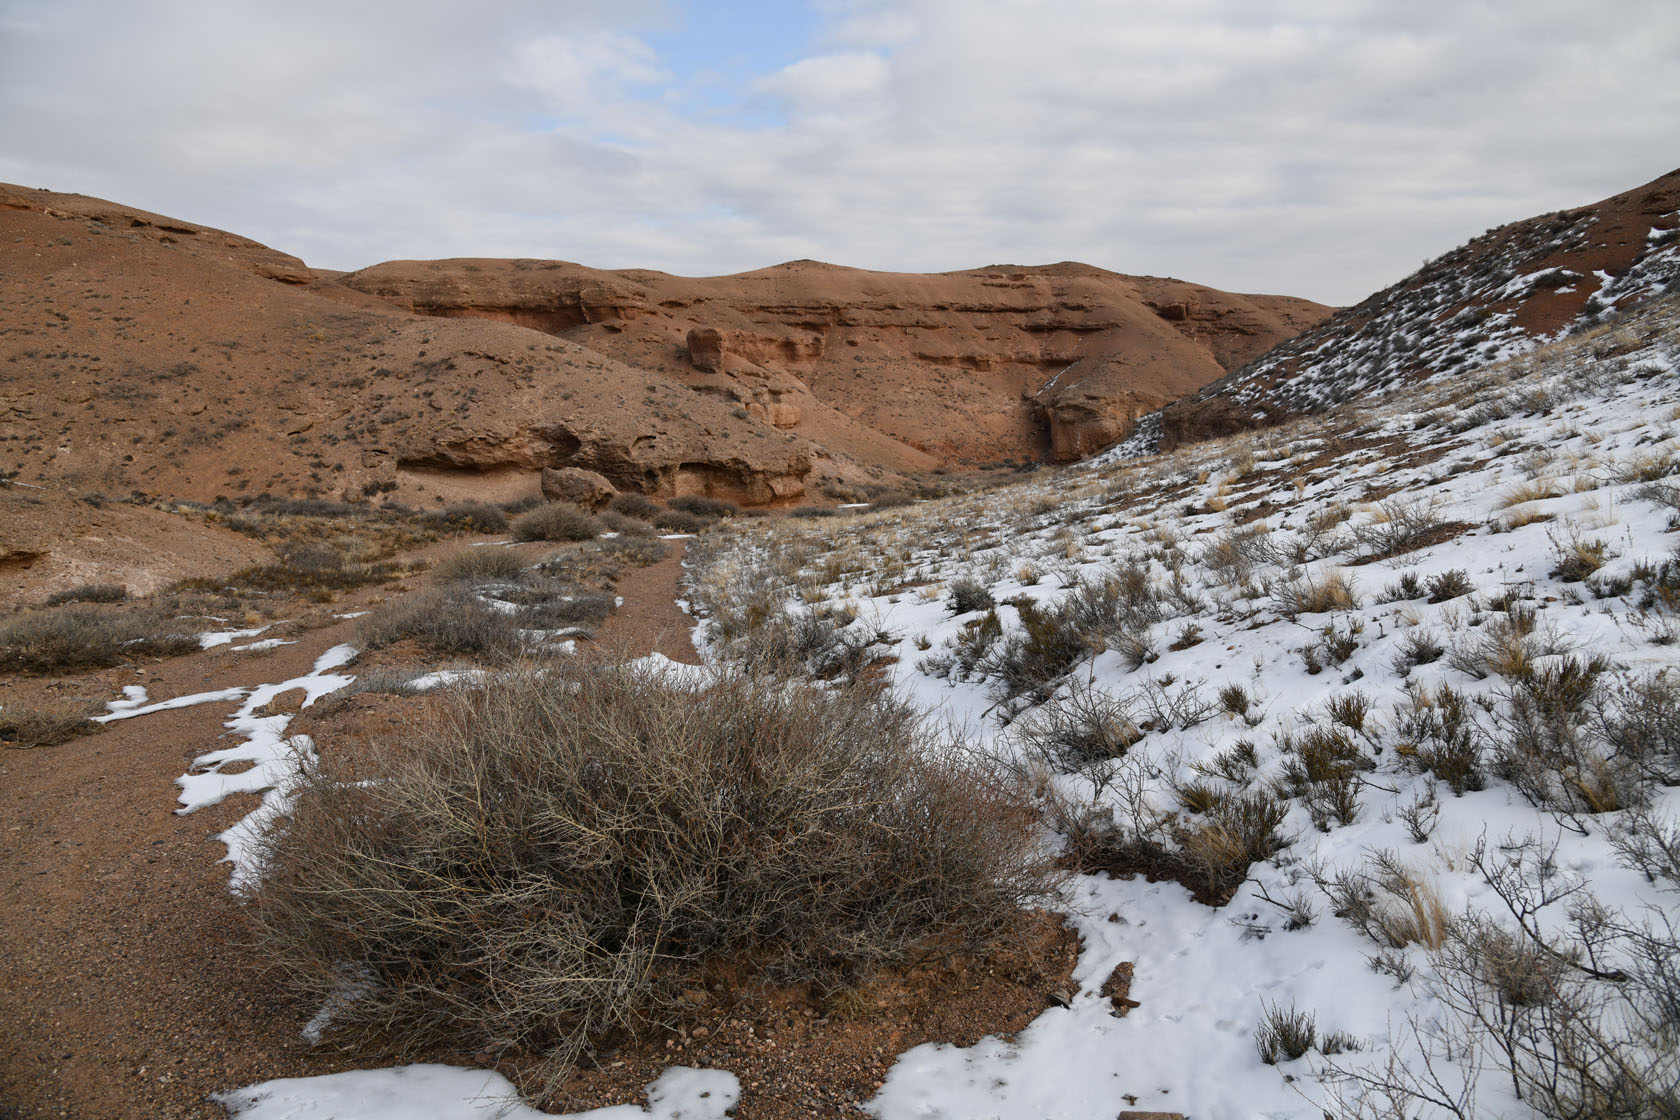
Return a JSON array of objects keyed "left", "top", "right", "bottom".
[
  {"left": 0, "top": 602, "right": 198, "bottom": 674},
  {"left": 248, "top": 664, "right": 1055, "bottom": 1090},
  {"left": 511, "top": 503, "right": 602, "bottom": 543}
]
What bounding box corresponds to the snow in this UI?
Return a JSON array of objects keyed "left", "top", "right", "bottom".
[
  {"left": 200, "top": 624, "right": 275, "bottom": 649},
  {"left": 682, "top": 299, "right": 1680, "bottom": 1118},
  {"left": 101, "top": 645, "right": 357, "bottom": 891},
  {"left": 232, "top": 638, "right": 294, "bottom": 652},
  {"left": 94, "top": 685, "right": 250, "bottom": 723},
  {"left": 216, "top": 1065, "right": 738, "bottom": 1120},
  {"left": 120, "top": 296, "right": 1680, "bottom": 1116},
  {"left": 405, "top": 668, "right": 490, "bottom": 692}
]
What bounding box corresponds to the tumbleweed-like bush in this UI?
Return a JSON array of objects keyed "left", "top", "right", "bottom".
[{"left": 248, "top": 663, "right": 1056, "bottom": 1090}]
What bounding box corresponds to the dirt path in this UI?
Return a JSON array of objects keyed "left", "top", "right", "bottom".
[
  {"left": 590, "top": 537, "right": 701, "bottom": 664},
  {"left": 0, "top": 617, "right": 377, "bottom": 1119},
  {"left": 0, "top": 535, "right": 1074, "bottom": 1120},
  {"left": 0, "top": 534, "right": 700, "bottom": 1119}
]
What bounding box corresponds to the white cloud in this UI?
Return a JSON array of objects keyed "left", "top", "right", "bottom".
[{"left": 1, "top": 0, "right": 1676, "bottom": 303}]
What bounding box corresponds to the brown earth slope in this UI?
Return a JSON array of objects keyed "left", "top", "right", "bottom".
[
  {"left": 337, "top": 258, "right": 1329, "bottom": 463},
  {"left": 0, "top": 185, "right": 835, "bottom": 510},
  {"left": 0, "top": 182, "right": 1326, "bottom": 529},
  {"left": 1140, "top": 167, "right": 1680, "bottom": 451}
]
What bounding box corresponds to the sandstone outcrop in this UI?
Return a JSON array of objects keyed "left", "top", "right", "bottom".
[
  {"left": 0, "top": 185, "right": 823, "bottom": 510},
  {"left": 539, "top": 467, "right": 617, "bottom": 510},
  {"left": 340, "top": 259, "right": 1330, "bottom": 463}
]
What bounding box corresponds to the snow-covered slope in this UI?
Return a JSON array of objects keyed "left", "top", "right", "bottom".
[
  {"left": 688, "top": 293, "right": 1680, "bottom": 1118},
  {"left": 1112, "top": 168, "right": 1680, "bottom": 460}
]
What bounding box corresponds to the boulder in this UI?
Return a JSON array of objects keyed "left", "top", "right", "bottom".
[{"left": 540, "top": 466, "right": 617, "bottom": 510}]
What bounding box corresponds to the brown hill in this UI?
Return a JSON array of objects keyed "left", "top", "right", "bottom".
[
  {"left": 336, "top": 258, "right": 1329, "bottom": 464},
  {"left": 1132, "top": 168, "right": 1680, "bottom": 453},
  {"left": 0, "top": 183, "right": 1325, "bottom": 522},
  {"left": 0, "top": 185, "right": 825, "bottom": 508}
]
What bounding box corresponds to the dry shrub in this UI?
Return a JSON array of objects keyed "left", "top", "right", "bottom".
[
  {"left": 0, "top": 603, "right": 198, "bottom": 674},
  {"left": 0, "top": 700, "right": 103, "bottom": 748},
  {"left": 947, "top": 576, "right": 996, "bottom": 615},
  {"left": 512, "top": 503, "right": 602, "bottom": 543},
  {"left": 1012, "top": 680, "right": 1141, "bottom": 771},
  {"left": 595, "top": 510, "right": 655, "bottom": 536},
  {"left": 179, "top": 544, "right": 411, "bottom": 601},
  {"left": 1277, "top": 571, "right": 1360, "bottom": 618},
  {"left": 606, "top": 492, "right": 661, "bottom": 520},
  {"left": 1491, "top": 655, "right": 1640, "bottom": 816},
  {"left": 1349, "top": 497, "right": 1459, "bottom": 561},
  {"left": 248, "top": 665, "right": 1055, "bottom": 1091},
  {"left": 417, "top": 502, "right": 509, "bottom": 535},
  {"left": 44, "top": 583, "right": 128, "bottom": 606},
  {"left": 432, "top": 547, "right": 527, "bottom": 584},
  {"left": 1171, "top": 788, "right": 1292, "bottom": 902},
  {"left": 667, "top": 495, "right": 739, "bottom": 518},
  {"left": 356, "top": 586, "right": 528, "bottom": 661},
  {"left": 984, "top": 596, "right": 1092, "bottom": 704},
  {"left": 654, "top": 508, "right": 709, "bottom": 533},
  {"left": 1393, "top": 682, "right": 1484, "bottom": 794}
]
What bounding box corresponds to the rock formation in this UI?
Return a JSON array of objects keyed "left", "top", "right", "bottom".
[
  {"left": 338, "top": 259, "right": 1329, "bottom": 464},
  {"left": 0, "top": 186, "right": 828, "bottom": 509},
  {"left": 0, "top": 182, "right": 1328, "bottom": 519},
  {"left": 539, "top": 467, "right": 617, "bottom": 510}
]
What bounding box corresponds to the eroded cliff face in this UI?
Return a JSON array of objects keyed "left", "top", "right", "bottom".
[
  {"left": 0, "top": 186, "right": 823, "bottom": 508},
  {"left": 340, "top": 259, "right": 1330, "bottom": 464},
  {"left": 0, "top": 181, "right": 1327, "bottom": 510}
]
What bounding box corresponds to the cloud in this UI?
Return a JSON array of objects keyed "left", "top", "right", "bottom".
[{"left": 1, "top": 0, "right": 1676, "bottom": 303}]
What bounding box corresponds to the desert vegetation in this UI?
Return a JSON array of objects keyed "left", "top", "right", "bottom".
[
  {"left": 247, "top": 662, "right": 1055, "bottom": 1093},
  {"left": 680, "top": 292, "right": 1680, "bottom": 1117}
]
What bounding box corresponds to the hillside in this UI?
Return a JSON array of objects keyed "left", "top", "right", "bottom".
[
  {"left": 0, "top": 184, "right": 1327, "bottom": 536},
  {"left": 335, "top": 259, "right": 1329, "bottom": 465},
  {"left": 677, "top": 292, "right": 1680, "bottom": 1117},
  {"left": 0, "top": 184, "right": 838, "bottom": 513},
  {"left": 1127, "top": 167, "right": 1680, "bottom": 452}
]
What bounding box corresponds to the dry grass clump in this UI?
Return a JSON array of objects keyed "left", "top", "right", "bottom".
[
  {"left": 177, "top": 543, "right": 413, "bottom": 602},
  {"left": 653, "top": 508, "right": 709, "bottom": 533},
  {"left": 1277, "top": 571, "right": 1360, "bottom": 618},
  {"left": 1316, "top": 849, "right": 1453, "bottom": 949},
  {"left": 1499, "top": 479, "right": 1561, "bottom": 507},
  {"left": 511, "top": 503, "right": 603, "bottom": 543},
  {"left": 43, "top": 583, "right": 128, "bottom": 606},
  {"left": 1255, "top": 1001, "right": 1318, "bottom": 1065},
  {"left": 248, "top": 665, "right": 1055, "bottom": 1091},
  {"left": 0, "top": 602, "right": 198, "bottom": 674},
  {"left": 606, "top": 492, "right": 661, "bottom": 520},
  {"left": 416, "top": 501, "right": 509, "bottom": 535},
  {"left": 0, "top": 700, "right": 103, "bottom": 748}
]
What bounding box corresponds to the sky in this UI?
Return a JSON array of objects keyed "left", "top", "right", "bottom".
[{"left": 1, "top": 1, "right": 1677, "bottom": 306}]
